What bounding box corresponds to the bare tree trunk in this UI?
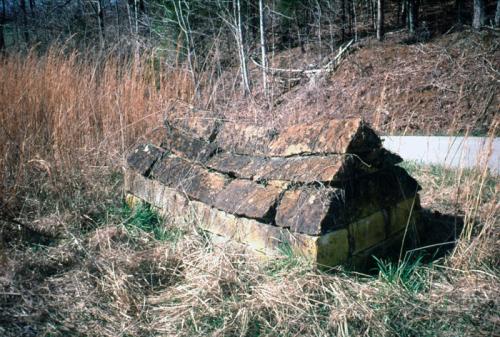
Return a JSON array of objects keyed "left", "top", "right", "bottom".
[
  {"left": 353, "top": 0, "right": 358, "bottom": 41},
  {"left": 173, "top": 0, "right": 198, "bottom": 97},
  {"left": 235, "top": 0, "right": 250, "bottom": 96},
  {"left": 134, "top": 0, "right": 139, "bottom": 55},
  {"left": 259, "top": 0, "right": 268, "bottom": 96},
  {"left": 96, "top": 0, "right": 105, "bottom": 49},
  {"left": 348, "top": 0, "right": 353, "bottom": 36},
  {"left": 315, "top": 0, "right": 322, "bottom": 60},
  {"left": 126, "top": 0, "right": 132, "bottom": 34},
  {"left": 495, "top": 0, "right": 500, "bottom": 27},
  {"left": 376, "top": 0, "right": 384, "bottom": 41},
  {"left": 371, "top": 0, "right": 376, "bottom": 30},
  {"left": 408, "top": 0, "right": 417, "bottom": 34},
  {"left": 473, "top": 0, "right": 485, "bottom": 30},
  {"left": 341, "top": 0, "right": 346, "bottom": 41},
  {"left": 134, "top": 0, "right": 139, "bottom": 35},
  {"left": 396, "top": 0, "right": 402, "bottom": 26}
]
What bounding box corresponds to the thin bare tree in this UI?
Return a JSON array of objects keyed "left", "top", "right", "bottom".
[
  {"left": 495, "top": 0, "right": 500, "bottom": 27},
  {"left": 377, "top": 0, "right": 384, "bottom": 41},
  {"left": 259, "top": 0, "right": 268, "bottom": 96},
  {"left": 473, "top": 0, "right": 485, "bottom": 30},
  {"left": 173, "top": 0, "right": 199, "bottom": 97}
]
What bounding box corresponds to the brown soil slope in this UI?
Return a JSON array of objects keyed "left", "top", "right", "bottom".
[{"left": 219, "top": 29, "right": 499, "bottom": 135}]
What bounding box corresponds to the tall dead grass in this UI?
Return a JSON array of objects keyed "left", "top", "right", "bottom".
[{"left": 0, "top": 48, "right": 194, "bottom": 215}]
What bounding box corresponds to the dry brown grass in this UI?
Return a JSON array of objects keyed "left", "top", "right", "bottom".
[{"left": 0, "top": 47, "right": 194, "bottom": 216}]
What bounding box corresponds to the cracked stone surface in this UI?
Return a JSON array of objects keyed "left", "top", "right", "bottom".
[
  {"left": 207, "top": 153, "right": 350, "bottom": 183},
  {"left": 276, "top": 187, "right": 339, "bottom": 235},
  {"left": 162, "top": 123, "right": 218, "bottom": 163},
  {"left": 151, "top": 156, "right": 229, "bottom": 205},
  {"left": 215, "top": 123, "right": 276, "bottom": 156},
  {"left": 127, "top": 144, "right": 164, "bottom": 176},
  {"left": 214, "top": 180, "right": 283, "bottom": 220}
]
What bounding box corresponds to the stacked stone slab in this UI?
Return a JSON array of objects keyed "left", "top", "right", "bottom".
[{"left": 125, "top": 116, "right": 421, "bottom": 268}]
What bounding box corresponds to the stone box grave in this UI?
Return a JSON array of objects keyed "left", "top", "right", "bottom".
[{"left": 125, "top": 116, "right": 421, "bottom": 268}]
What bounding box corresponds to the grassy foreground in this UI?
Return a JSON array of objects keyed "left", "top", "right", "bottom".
[{"left": 0, "top": 51, "right": 498, "bottom": 336}]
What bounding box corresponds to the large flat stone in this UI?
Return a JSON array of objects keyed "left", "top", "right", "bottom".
[
  {"left": 253, "top": 156, "right": 349, "bottom": 182},
  {"left": 275, "top": 187, "right": 340, "bottom": 235},
  {"left": 125, "top": 171, "right": 189, "bottom": 214},
  {"left": 316, "top": 229, "right": 350, "bottom": 267},
  {"left": 161, "top": 124, "right": 218, "bottom": 162},
  {"left": 273, "top": 167, "right": 421, "bottom": 235},
  {"left": 207, "top": 153, "right": 358, "bottom": 183},
  {"left": 215, "top": 123, "right": 276, "bottom": 156},
  {"left": 150, "top": 156, "right": 228, "bottom": 205},
  {"left": 213, "top": 180, "right": 283, "bottom": 220},
  {"left": 206, "top": 152, "right": 259, "bottom": 178},
  {"left": 127, "top": 144, "right": 164, "bottom": 176},
  {"left": 191, "top": 200, "right": 285, "bottom": 254},
  {"left": 268, "top": 118, "right": 381, "bottom": 156}
]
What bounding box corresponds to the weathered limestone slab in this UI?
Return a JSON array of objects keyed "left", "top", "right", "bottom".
[
  {"left": 255, "top": 156, "right": 350, "bottom": 182},
  {"left": 271, "top": 167, "right": 420, "bottom": 236},
  {"left": 161, "top": 123, "right": 218, "bottom": 162},
  {"left": 214, "top": 180, "right": 283, "bottom": 220},
  {"left": 268, "top": 118, "right": 381, "bottom": 156},
  {"left": 215, "top": 123, "right": 276, "bottom": 156},
  {"left": 150, "top": 156, "right": 228, "bottom": 205},
  {"left": 348, "top": 197, "right": 420, "bottom": 255},
  {"left": 350, "top": 231, "right": 405, "bottom": 271},
  {"left": 125, "top": 171, "right": 189, "bottom": 214},
  {"left": 207, "top": 153, "right": 355, "bottom": 183},
  {"left": 127, "top": 144, "right": 164, "bottom": 176},
  {"left": 209, "top": 118, "right": 382, "bottom": 157},
  {"left": 190, "top": 199, "right": 285, "bottom": 254},
  {"left": 316, "top": 229, "right": 350, "bottom": 267},
  {"left": 206, "top": 153, "right": 265, "bottom": 179},
  {"left": 275, "top": 187, "right": 338, "bottom": 235}
]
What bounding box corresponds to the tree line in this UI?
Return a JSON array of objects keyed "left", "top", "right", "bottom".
[{"left": 1, "top": 0, "right": 499, "bottom": 93}]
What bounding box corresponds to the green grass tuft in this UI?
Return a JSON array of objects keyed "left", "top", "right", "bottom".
[
  {"left": 123, "top": 202, "right": 183, "bottom": 242},
  {"left": 374, "top": 254, "right": 429, "bottom": 293},
  {"left": 265, "top": 241, "right": 312, "bottom": 276}
]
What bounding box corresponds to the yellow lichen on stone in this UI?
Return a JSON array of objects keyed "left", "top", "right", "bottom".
[
  {"left": 350, "top": 211, "right": 386, "bottom": 254},
  {"left": 125, "top": 193, "right": 142, "bottom": 209},
  {"left": 316, "top": 229, "right": 350, "bottom": 267}
]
